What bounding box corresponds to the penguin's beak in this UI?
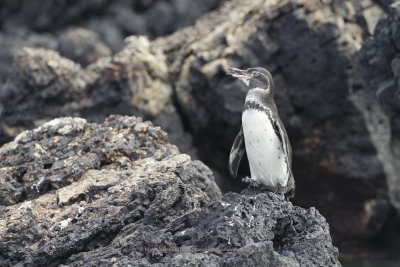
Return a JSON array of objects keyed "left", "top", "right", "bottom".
[{"left": 226, "top": 67, "right": 252, "bottom": 79}]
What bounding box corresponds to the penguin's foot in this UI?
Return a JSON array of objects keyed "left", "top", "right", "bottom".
[
  {"left": 242, "top": 176, "right": 260, "bottom": 187},
  {"left": 276, "top": 184, "right": 294, "bottom": 201}
]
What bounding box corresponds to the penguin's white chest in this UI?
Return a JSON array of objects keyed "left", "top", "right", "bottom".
[{"left": 242, "top": 109, "right": 289, "bottom": 189}]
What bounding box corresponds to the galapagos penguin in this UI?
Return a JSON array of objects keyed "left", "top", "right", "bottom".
[{"left": 227, "top": 67, "right": 295, "bottom": 199}]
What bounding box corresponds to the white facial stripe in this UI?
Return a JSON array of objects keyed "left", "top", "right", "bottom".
[
  {"left": 249, "top": 87, "right": 264, "bottom": 93},
  {"left": 240, "top": 77, "right": 251, "bottom": 87}
]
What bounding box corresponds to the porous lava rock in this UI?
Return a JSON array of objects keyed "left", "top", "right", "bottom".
[{"left": 0, "top": 115, "right": 339, "bottom": 266}]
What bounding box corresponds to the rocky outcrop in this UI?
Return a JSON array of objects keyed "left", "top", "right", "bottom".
[
  {"left": 359, "top": 1, "right": 400, "bottom": 210},
  {"left": 0, "top": 116, "right": 339, "bottom": 266},
  {"left": 0, "top": 0, "right": 396, "bottom": 249}
]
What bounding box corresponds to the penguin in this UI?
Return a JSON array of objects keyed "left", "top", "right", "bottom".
[{"left": 226, "top": 67, "right": 295, "bottom": 199}]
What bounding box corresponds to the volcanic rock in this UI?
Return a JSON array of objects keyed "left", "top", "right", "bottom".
[
  {"left": 0, "top": 116, "right": 339, "bottom": 266},
  {"left": 0, "top": 0, "right": 395, "bottom": 245}
]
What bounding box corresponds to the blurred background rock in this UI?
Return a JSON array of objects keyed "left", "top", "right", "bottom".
[{"left": 1, "top": 0, "right": 400, "bottom": 265}]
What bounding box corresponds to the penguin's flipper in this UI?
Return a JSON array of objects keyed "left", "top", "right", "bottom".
[
  {"left": 229, "top": 126, "right": 246, "bottom": 178},
  {"left": 273, "top": 119, "right": 294, "bottom": 179}
]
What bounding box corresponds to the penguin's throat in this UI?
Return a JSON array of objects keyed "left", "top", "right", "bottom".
[{"left": 245, "top": 87, "right": 270, "bottom": 103}]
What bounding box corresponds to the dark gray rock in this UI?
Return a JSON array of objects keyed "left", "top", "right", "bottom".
[
  {"left": 0, "top": 0, "right": 226, "bottom": 39},
  {"left": 374, "top": 0, "right": 398, "bottom": 10},
  {"left": 57, "top": 27, "right": 112, "bottom": 67},
  {"left": 0, "top": 117, "right": 339, "bottom": 265},
  {"left": 62, "top": 190, "right": 340, "bottom": 266},
  {"left": 359, "top": 1, "right": 400, "bottom": 210},
  {"left": 142, "top": 0, "right": 225, "bottom": 37},
  {"left": 0, "top": 0, "right": 111, "bottom": 32},
  {"left": 169, "top": 188, "right": 340, "bottom": 267},
  {"left": 155, "top": 0, "right": 389, "bottom": 240},
  {"left": 85, "top": 19, "right": 125, "bottom": 52},
  {"left": 0, "top": 0, "right": 227, "bottom": 87}
]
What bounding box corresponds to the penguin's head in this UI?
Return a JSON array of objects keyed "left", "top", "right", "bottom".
[{"left": 226, "top": 67, "right": 275, "bottom": 96}]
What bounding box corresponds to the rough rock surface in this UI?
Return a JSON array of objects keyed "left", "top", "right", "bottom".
[
  {"left": 359, "top": 1, "right": 400, "bottom": 210},
  {"left": 155, "top": 0, "right": 389, "bottom": 240},
  {"left": 0, "top": 116, "right": 339, "bottom": 266}
]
